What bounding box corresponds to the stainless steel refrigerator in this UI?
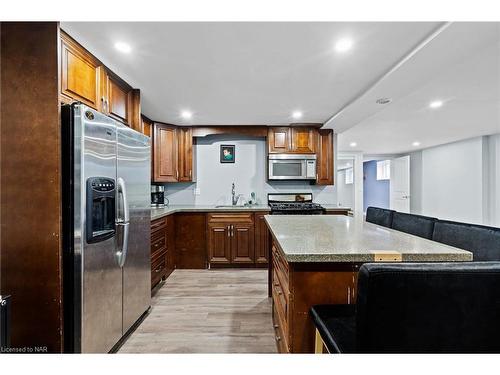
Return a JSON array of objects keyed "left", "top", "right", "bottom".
[{"left": 62, "top": 103, "right": 151, "bottom": 353}]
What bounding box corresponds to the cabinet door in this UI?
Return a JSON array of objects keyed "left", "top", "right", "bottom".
[
  {"left": 177, "top": 127, "right": 194, "bottom": 182},
  {"left": 105, "top": 75, "right": 130, "bottom": 124},
  {"left": 207, "top": 223, "right": 232, "bottom": 264},
  {"left": 254, "top": 213, "right": 269, "bottom": 264},
  {"left": 231, "top": 223, "right": 255, "bottom": 264},
  {"left": 316, "top": 129, "right": 334, "bottom": 185},
  {"left": 60, "top": 33, "right": 101, "bottom": 109},
  {"left": 141, "top": 116, "right": 152, "bottom": 137},
  {"left": 291, "top": 127, "right": 317, "bottom": 153},
  {"left": 268, "top": 127, "right": 291, "bottom": 153},
  {"left": 153, "top": 123, "right": 178, "bottom": 182},
  {"left": 175, "top": 213, "right": 207, "bottom": 269}
]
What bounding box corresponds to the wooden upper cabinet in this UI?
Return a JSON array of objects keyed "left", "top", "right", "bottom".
[
  {"left": 60, "top": 32, "right": 101, "bottom": 110},
  {"left": 177, "top": 127, "right": 194, "bottom": 182},
  {"left": 316, "top": 129, "right": 334, "bottom": 185},
  {"left": 291, "top": 127, "right": 317, "bottom": 154},
  {"left": 153, "top": 123, "right": 178, "bottom": 182},
  {"left": 106, "top": 75, "right": 129, "bottom": 123},
  {"left": 268, "top": 127, "right": 291, "bottom": 153},
  {"left": 100, "top": 71, "right": 139, "bottom": 129},
  {"left": 141, "top": 116, "right": 152, "bottom": 137},
  {"left": 268, "top": 126, "right": 318, "bottom": 154},
  {"left": 60, "top": 31, "right": 141, "bottom": 130}
]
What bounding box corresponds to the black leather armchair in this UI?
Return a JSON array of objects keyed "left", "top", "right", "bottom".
[
  {"left": 365, "top": 207, "right": 394, "bottom": 228},
  {"left": 433, "top": 220, "right": 500, "bottom": 261},
  {"left": 391, "top": 212, "right": 437, "bottom": 239},
  {"left": 310, "top": 262, "right": 500, "bottom": 353}
]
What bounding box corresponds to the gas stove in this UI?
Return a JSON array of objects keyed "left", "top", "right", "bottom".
[{"left": 268, "top": 193, "right": 326, "bottom": 215}]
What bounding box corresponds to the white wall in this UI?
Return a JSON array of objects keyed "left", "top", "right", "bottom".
[
  {"left": 488, "top": 134, "right": 500, "bottom": 227},
  {"left": 337, "top": 169, "right": 354, "bottom": 208},
  {"left": 409, "top": 135, "right": 499, "bottom": 226},
  {"left": 163, "top": 135, "right": 338, "bottom": 205}
]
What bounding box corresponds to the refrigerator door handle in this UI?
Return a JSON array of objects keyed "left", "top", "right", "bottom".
[
  {"left": 116, "top": 177, "right": 130, "bottom": 267},
  {"left": 116, "top": 177, "right": 130, "bottom": 224},
  {"left": 116, "top": 222, "right": 130, "bottom": 268}
]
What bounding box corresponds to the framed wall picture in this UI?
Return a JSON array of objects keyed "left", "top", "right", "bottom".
[{"left": 220, "top": 145, "right": 235, "bottom": 163}]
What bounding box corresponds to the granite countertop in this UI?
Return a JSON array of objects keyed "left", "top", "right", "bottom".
[
  {"left": 265, "top": 215, "right": 473, "bottom": 263},
  {"left": 151, "top": 204, "right": 352, "bottom": 220},
  {"left": 151, "top": 204, "right": 271, "bottom": 220}
]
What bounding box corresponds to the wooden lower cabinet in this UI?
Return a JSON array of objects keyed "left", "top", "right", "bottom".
[
  {"left": 207, "top": 213, "right": 256, "bottom": 267},
  {"left": 151, "top": 211, "right": 269, "bottom": 278},
  {"left": 254, "top": 213, "right": 269, "bottom": 265},
  {"left": 151, "top": 215, "right": 176, "bottom": 289},
  {"left": 270, "top": 240, "right": 359, "bottom": 353},
  {"left": 175, "top": 213, "right": 207, "bottom": 269},
  {"left": 151, "top": 217, "right": 168, "bottom": 289}
]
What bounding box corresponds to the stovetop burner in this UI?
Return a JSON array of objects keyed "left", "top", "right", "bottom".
[{"left": 268, "top": 193, "right": 325, "bottom": 215}]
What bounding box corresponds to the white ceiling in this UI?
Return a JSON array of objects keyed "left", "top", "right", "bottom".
[
  {"left": 335, "top": 22, "right": 500, "bottom": 154},
  {"left": 61, "top": 22, "right": 440, "bottom": 125}
]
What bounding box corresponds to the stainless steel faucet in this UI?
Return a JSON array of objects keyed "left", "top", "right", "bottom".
[{"left": 231, "top": 182, "right": 239, "bottom": 205}]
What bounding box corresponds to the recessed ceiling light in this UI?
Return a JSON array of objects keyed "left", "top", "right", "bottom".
[
  {"left": 180, "top": 110, "right": 193, "bottom": 120},
  {"left": 412, "top": 141, "right": 421, "bottom": 147},
  {"left": 376, "top": 98, "right": 392, "bottom": 105},
  {"left": 114, "top": 42, "right": 131, "bottom": 54},
  {"left": 349, "top": 142, "right": 357, "bottom": 147},
  {"left": 292, "top": 111, "right": 303, "bottom": 120},
  {"left": 429, "top": 100, "right": 443, "bottom": 109},
  {"left": 335, "top": 38, "right": 354, "bottom": 53}
]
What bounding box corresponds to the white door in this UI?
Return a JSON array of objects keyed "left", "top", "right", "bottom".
[{"left": 390, "top": 155, "right": 410, "bottom": 213}]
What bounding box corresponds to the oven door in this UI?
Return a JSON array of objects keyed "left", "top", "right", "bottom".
[{"left": 268, "top": 155, "right": 316, "bottom": 180}]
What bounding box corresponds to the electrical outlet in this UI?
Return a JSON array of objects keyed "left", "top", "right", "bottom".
[{"left": 193, "top": 188, "right": 201, "bottom": 196}]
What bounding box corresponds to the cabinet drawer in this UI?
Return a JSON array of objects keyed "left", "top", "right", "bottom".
[
  {"left": 151, "top": 256, "right": 166, "bottom": 286},
  {"left": 151, "top": 232, "right": 167, "bottom": 256},
  {"left": 272, "top": 244, "right": 289, "bottom": 291},
  {"left": 273, "top": 305, "right": 290, "bottom": 353},
  {"left": 207, "top": 212, "right": 254, "bottom": 224},
  {"left": 151, "top": 218, "right": 167, "bottom": 233},
  {"left": 272, "top": 270, "right": 289, "bottom": 330},
  {"left": 151, "top": 247, "right": 166, "bottom": 265}
]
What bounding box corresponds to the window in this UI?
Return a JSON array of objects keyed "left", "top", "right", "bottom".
[
  {"left": 345, "top": 168, "right": 353, "bottom": 184},
  {"left": 376, "top": 160, "right": 391, "bottom": 180}
]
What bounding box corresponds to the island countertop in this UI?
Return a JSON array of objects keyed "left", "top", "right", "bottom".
[{"left": 265, "top": 215, "right": 473, "bottom": 263}]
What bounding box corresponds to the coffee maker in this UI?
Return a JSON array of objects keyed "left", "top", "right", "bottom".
[{"left": 151, "top": 185, "right": 166, "bottom": 207}]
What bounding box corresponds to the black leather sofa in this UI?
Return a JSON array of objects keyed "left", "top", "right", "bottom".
[
  {"left": 391, "top": 212, "right": 437, "bottom": 240},
  {"left": 365, "top": 207, "right": 500, "bottom": 261},
  {"left": 310, "top": 262, "right": 500, "bottom": 353},
  {"left": 433, "top": 220, "right": 500, "bottom": 261},
  {"left": 365, "top": 207, "right": 394, "bottom": 228}
]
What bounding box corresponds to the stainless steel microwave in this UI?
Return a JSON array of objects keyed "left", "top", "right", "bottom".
[{"left": 268, "top": 154, "right": 317, "bottom": 180}]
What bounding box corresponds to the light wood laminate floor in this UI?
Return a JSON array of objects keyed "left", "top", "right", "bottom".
[{"left": 119, "top": 269, "right": 277, "bottom": 353}]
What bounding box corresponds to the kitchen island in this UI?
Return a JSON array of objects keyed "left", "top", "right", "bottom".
[{"left": 264, "top": 215, "right": 473, "bottom": 353}]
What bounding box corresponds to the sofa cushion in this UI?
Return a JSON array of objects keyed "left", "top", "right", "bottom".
[
  {"left": 432, "top": 220, "right": 500, "bottom": 261},
  {"left": 391, "top": 212, "right": 437, "bottom": 239},
  {"left": 366, "top": 207, "right": 394, "bottom": 228}
]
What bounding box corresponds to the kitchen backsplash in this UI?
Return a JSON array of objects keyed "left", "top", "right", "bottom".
[{"left": 155, "top": 135, "right": 337, "bottom": 205}]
